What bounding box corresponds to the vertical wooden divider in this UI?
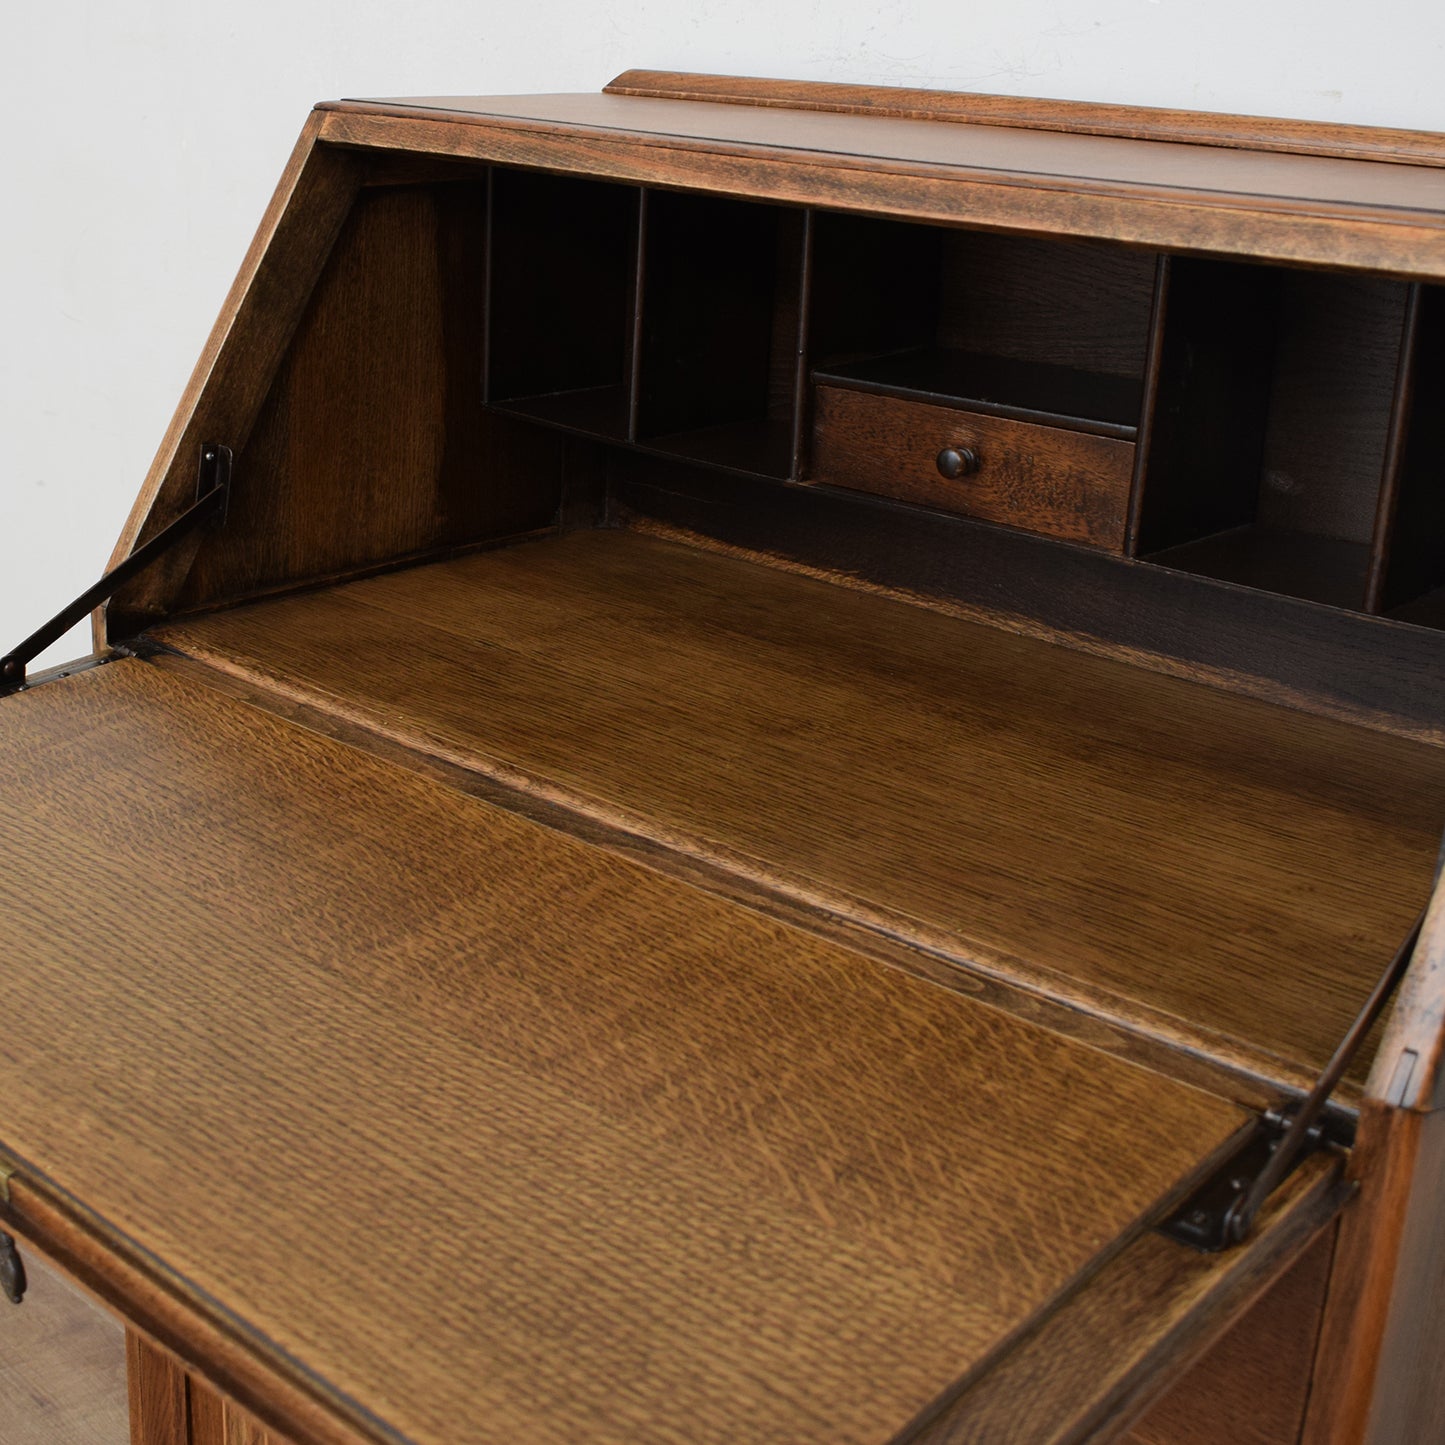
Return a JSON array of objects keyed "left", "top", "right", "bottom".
[
  {"left": 1363, "top": 283, "right": 1423, "bottom": 613},
  {"left": 627, "top": 188, "right": 649, "bottom": 443},
  {"left": 789, "top": 209, "right": 816, "bottom": 481},
  {"left": 1124, "top": 253, "right": 1172, "bottom": 557},
  {"left": 480, "top": 165, "right": 495, "bottom": 404}
]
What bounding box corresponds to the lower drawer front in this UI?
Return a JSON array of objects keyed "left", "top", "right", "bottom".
[{"left": 812, "top": 384, "right": 1135, "bottom": 550}]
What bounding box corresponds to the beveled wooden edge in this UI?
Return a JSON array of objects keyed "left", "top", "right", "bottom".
[
  {"left": 603, "top": 71, "right": 1445, "bottom": 169},
  {"left": 901, "top": 1152, "right": 1348, "bottom": 1444},
  {"left": 98, "top": 112, "right": 365, "bottom": 649},
  {"left": 1368, "top": 866, "right": 1445, "bottom": 1111},
  {"left": 0, "top": 1168, "right": 383, "bottom": 1445},
  {"left": 313, "top": 106, "right": 1445, "bottom": 280}
]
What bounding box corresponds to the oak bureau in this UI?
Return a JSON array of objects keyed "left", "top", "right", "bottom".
[{"left": 3, "top": 69, "right": 1445, "bottom": 1445}]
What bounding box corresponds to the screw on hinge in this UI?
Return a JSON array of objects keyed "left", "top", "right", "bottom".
[{"left": 0, "top": 1231, "right": 26, "bottom": 1305}]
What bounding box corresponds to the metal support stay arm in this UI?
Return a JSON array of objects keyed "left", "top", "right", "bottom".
[
  {"left": 1163, "top": 902, "right": 1428, "bottom": 1252},
  {"left": 1, "top": 444, "right": 230, "bottom": 696}
]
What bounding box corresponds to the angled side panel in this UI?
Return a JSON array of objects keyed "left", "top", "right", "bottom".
[{"left": 100, "top": 113, "right": 365, "bottom": 643}]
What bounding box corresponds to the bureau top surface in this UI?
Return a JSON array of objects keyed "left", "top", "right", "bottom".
[
  {"left": 345, "top": 90, "right": 1445, "bottom": 221},
  {"left": 0, "top": 659, "right": 1245, "bottom": 1445}
]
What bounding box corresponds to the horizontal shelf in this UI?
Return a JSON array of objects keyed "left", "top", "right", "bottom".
[
  {"left": 813, "top": 349, "right": 1143, "bottom": 440},
  {"left": 488, "top": 385, "right": 631, "bottom": 443},
  {"left": 1389, "top": 584, "right": 1445, "bottom": 631},
  {"left": 642, "top": 417, "right": 796, "bottom": 480},
  {"left": 1145, "top": 527, "right": 1371, "bottom": 611}
]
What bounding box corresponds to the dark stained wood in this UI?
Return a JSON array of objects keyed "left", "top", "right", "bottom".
[
  {"left": 1363, "top": 285, "right": 1422, "bottom": 613},
  {"left": 1380, "top": 285, "right": 1445, "bottom": 614},
  {"left": 315, "top": 107, "right": 1445, "bottom": 281},
  {"left": 0, "top": 659, "right": 1250, "bottom": 1445},
  {"left": 103, "top": 119, "right": 364, "bottom": 642},
  {"left": 171, "top": 183, "right": 561, "bottom": 613},
  {"left": 1134, "top": 258, "right": 1279, "bottom": 559},
  {"left": 486, "top": 168, "right": 638, "bottom": 419},
  {"left": 1252, "top": 273, "right": 1407, "bottom": 556},
  {"left": 812, "top": 383, "right": 1134, "bottom": 548},
  {"left": 1125, "top": 256, "right": 1173, "bottom": 556},
  {"left": 905, "top": 1155, "right": 1344, "bottom": 1443},
  {"left": 812, "top": 350, "right": 1141, "bottom": 438},
  {"left": 933, "top": 229, "right": 1156, "bottom": 384},
  {"left": 0, "top": 1249, "right": 127, "bottom": 1445},
  {"left": 611, "top": 450, "right": 1445, "bottom": 742},
  {"left": 156, "top": 530, "right": 1445, "bottom": 1089},
  {"left": 1147, "top": 529, "right": 1371, "bottom": 611},
  {"left": 1143, "top": 264, "right": 1412, "bottom": 617},
  {"left": 787, "top": 207, "right": 814, "bottom": 476},
  {"left": 603, "top": 71, "right": 1445, "bottom": 168},
  {"left": 807, "top": 220, "right": 1154, "bottom": 410},
  {"left": 635, "top": 188, "right": 801, "bottom": 477},
  {"left": 1122, "top": 1224, "right": 1336, "bottom": 1445}
]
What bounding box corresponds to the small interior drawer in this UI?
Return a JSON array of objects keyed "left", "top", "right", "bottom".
[{"left": 811, "top": 384, "right": 1135, "bottom": 550}]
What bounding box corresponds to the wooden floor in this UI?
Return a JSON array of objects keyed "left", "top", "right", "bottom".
[
  {"left": 0, "top": 1251, "right": 128, "bottom": 1445},
  {"left": 158, "top": 528, "right": 1445, "bottom": 1087},
  {"left": 0, "top": 659, "right": 1248, "bottom": 1445}
]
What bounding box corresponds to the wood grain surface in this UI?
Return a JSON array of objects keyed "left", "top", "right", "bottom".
[
  {"left": 346, "top": 93, "right": 1445, "bottom": 216},
  {"left": 909, "top": 1155, "right": 1344, "bottom": 1444},
  {"left": 610, "top": 452, "right": 1445, "bottom": 745},
  {"left": 812, "top": 383, "right": 1134, "bottom": 548},
  {"left": 129, "top": 1332, "right": 287, "bottom": 1445},
  {"left": 102, "top": 117, "right": 363, "bottom": 641},
  {"left": 1122, "top": 1223, "right": 1336, "bottom": 1445},
  {"left": 0, "top": 1250, "right": 127, "bottom": 1445},
  {"left": 128, "top": 1331, "right": 189, "bottom": 1445},
  {"left": 0, "top": 660, "right": 1247, "bottom": 1445},
  {"left": 602, "top": 71, "right": 1445, "bottom": 169},
  {"left": 173, "top": 182, "right": 563, "bottom": 614},
  {"left": 314, "top": 107, "right": 1445, "bottom": 281},
  {"left": 158, "top": 530, "right": 1445, "bottom": 1087}
]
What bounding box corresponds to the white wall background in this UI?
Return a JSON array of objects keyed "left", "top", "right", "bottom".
[{"left": 3, "top": 0, "right": 1443, "bottom": 670}]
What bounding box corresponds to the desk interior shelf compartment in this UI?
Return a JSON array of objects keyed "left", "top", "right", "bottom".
[
  {"left": 1136, "top": 260, "right": 1414, "bottom": 610},
  {"left": 1374, "top": 284, "right": 1445, "bottom": 627},
  {"left": 484, "top": 169, "right": 640, "bottom": 441},
  {"left": 806, "top": 216, "right": 1157, "bottom": 548},
  {"left": 633, "top": 190, "right": 806, "bottom": 479}
]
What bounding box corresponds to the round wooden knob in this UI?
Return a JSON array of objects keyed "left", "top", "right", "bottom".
[{"left": 936, "top": 446, "right": 980, "bottom": 480}]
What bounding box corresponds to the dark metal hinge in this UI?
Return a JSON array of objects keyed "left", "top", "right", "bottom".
[
  {"left": 1161, "top": 903, "right": 1427, "bottom": 1252},
  {"left": 1, "top": 442, "right": 231, "bottom": 697}
]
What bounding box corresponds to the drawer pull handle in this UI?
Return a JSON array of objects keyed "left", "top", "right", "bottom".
[{"left": 936, "top": 446, "right": 980, "bottom": 480}]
